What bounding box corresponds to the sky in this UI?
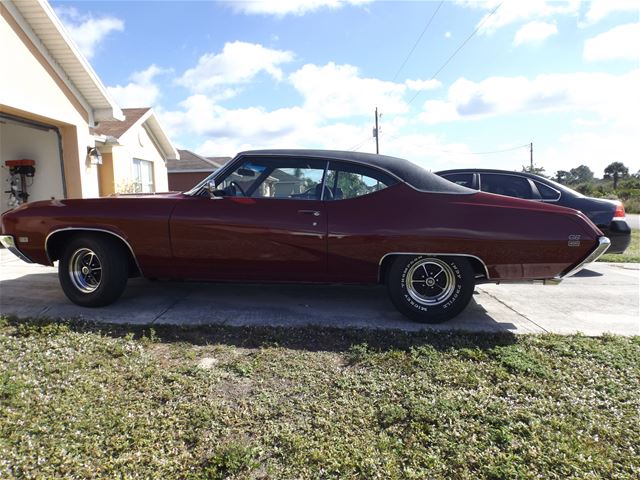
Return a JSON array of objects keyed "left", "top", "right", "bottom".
[{"left": 51, "top": 0, "right": 640, "bottom": 177}]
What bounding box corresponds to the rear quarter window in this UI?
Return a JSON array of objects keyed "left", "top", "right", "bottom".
[{"left": 535, "top": 181, "right": 561, "bottom": 201}]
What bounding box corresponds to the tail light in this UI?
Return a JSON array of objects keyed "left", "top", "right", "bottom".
[{"left": 613, "top": 202, "right": 626, "bottom": 220}]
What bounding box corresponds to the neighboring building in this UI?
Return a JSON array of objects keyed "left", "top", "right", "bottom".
[
  {"left": 0, "top": 0, "right": 177, "bottom": 211},
  {"left": 93, "top": 108, "right": 178, "bottom": 195},
  {"left": 167, "top": 150, "right": 230, "bottom": 191}
]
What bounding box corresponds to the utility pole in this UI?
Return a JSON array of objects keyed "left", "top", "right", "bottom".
[
  {"left": 530, "top": 142, "right": 533, "bottom": 171},
  {"left": 373, "top": 107, "right": 380, "bottom": 154}
]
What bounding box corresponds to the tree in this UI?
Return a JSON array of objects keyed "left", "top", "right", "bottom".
[
  {"left": 522, "top": 164, "right": 546, "bottom": 177},
  {"left": 604, "top": 162, "right": 629, "bottom": 189},
  {"left": 555, "top": 170, "right": 572, "bottom": 184},
  {"left": 569, "top": 165, "right": 594, "bottom": 184}
]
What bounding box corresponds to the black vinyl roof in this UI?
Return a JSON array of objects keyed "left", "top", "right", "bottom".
[{"left": 238, "top": 149, "right": 475, "bottom": 194}]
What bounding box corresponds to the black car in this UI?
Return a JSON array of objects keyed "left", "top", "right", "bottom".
[{"left": 436, "top": 169, "right": 631, "bottom": 254}]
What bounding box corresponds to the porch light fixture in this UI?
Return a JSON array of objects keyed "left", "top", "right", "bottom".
[{"left": 87, "top": 147, "right": 103, "bottom": 165}]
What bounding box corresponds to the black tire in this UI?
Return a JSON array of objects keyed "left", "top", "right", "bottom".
[
  {"left": 386, "top": 255, "right": 475, "bottom": 323},
  {"left": 58, "top": 234, "right": 129, "bottom": 307}
]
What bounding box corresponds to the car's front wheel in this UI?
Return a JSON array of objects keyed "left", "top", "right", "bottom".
[
  {"left": 386, "top": 255, "right": 475, "bottom": 323},
  {"left": 58, "top": 235, "right": 128, "bottom": 307}
]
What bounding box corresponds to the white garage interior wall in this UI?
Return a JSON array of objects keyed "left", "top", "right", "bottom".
[{"left": 0, "top": 119, "right": 64, "bottom": 213}]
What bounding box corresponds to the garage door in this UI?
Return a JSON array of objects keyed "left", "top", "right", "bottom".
[{"left": 0, "top": 116, "right": 64, "bottom": 212}]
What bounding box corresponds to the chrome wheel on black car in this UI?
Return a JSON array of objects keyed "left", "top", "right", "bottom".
[
  {"left": 387, "top": 255, "right": 475, "bottom": 323},
  {"left": 59, "top": 235, "right": 128, "bottom": 307}
]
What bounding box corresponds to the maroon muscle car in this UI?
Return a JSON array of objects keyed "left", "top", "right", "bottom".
[{"left": 0, "top": 149, "right": 610, "bottom": 323}]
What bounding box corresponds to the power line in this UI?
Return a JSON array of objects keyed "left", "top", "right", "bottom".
[
  {"left": 391, "top": 0, "right": 445, "bottom": 82},
  {"left": 407, "top": 2, "right": 503, "bottom": 107},
  {"left": 347, "top": 135, "right": 371, "bottom": 152},
  {"left": 436, "top": 143, "right": 530, "bottom": 155}
]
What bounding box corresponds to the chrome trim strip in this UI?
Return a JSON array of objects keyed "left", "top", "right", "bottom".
[
  {"left": 557, "top": 236, "right": 610, "bottom": 279},
  {"left": 377, "top": 252, "right": 490, "bottom": 282},
  {"left": 0, "top": 235, "right": 34, "bottom": 263},
  {"left": 44, "top": 227, "right": 144, "bottom": 275}
]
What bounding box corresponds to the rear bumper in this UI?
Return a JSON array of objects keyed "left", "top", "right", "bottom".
[
  {"left": 556, "top": 236, "right": 611, "bottom": 280},
  {"left": 0, "top": 235, "right": 34, "bottom": 263},
  {"left": 601, "top": 220, "right": 631, "bottom": 254}
]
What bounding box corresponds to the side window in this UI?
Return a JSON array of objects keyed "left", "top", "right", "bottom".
[
  {"left": 215, "top": 157, "right": 326, "bottom": 200},
  {"left": 535, "top": 181, "right": 561, "bottom": 201},
  {"left": 480, "top": 174, "right": 533, "bottom": 199},
  {"left": 325, "top": 162, "right": 398, "bottom": 200},
  {"left": 442, "top": 173, "right": 475, "bottom": 189}
]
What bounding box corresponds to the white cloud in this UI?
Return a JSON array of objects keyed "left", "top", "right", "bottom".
[
  {"left": 584, "top": 23, "right": 640, "bottom": 62},
  {"left": 513, "top": 21, "right": 558, "bottom": 46},
  {"left": 457, "top": 0, "right": 579, "bottom": 35},
  {"left": 539, "top": 130, "right": 639, "bottom": 178},
  {"left": 227, "top": 0, "right": 372, "bottom": 16},
  {"left": 158, "top": 94, "right": 315, "bottom": 142},
  {"left": 290, "top": 62, "right": 436, "bottom": 119},
  {"left": 177, "top": 41, "right": 294, "bottom": 93},
  {"left": 583, "top": 0, "right": 639, "bottom": 25},
  {"left": 405, "top": 79, "right": 442, "bottom": 91},
  {"left": 419, "top": 70, "right": 640, "bottom": 128},
  {"left": 106, "top": 65, "right": 169, "bottom": 108},
  {"left": 55, "top": 6, "right": 124, "bottom": 59}
]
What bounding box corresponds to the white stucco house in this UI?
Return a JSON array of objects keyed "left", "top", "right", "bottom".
[
  {"left": 0, "top": 0, "right": 177, "bottom": 212},
  {"left": 93, "top": 107, "right": 177, "bottom": 195}
]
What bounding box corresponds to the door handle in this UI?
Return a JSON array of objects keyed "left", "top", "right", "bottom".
[{"left": 298, "top": 210, "right": 320, "bottom": 216}]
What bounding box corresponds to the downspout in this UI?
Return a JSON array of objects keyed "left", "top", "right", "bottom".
[{"left": 54, "top": 127, "right": 67, "bottom": 198}]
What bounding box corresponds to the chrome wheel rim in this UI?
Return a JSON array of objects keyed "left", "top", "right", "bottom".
[
  {"left": 406, "top": 258, "right": 456, "bottom": 306},
  {"left": 69, "top": 248, "right": 102, "bottom": 293}
]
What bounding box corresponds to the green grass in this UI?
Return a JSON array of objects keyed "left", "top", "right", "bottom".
[
  {"left": 599, "top": 229, "right": 640, "bottom": 263},
  {"left": 1, "top": 317, "right": 639, "bottom": 479}
]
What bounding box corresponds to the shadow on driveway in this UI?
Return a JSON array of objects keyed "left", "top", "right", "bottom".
[{"left": 1, "top": 270, "right": 524, "bottom": 349}]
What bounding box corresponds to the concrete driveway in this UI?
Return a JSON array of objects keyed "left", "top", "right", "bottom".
[
  {"left": 626, "top": 213, "right": 639, "bottom": 230},
  {"left": 1, "top": 249, "right": 638, "bottom": 336}
]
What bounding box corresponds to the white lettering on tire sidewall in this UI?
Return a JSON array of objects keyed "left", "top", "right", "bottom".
[{"left": 400, "top": 256, "right": 462, "bottom": 313}]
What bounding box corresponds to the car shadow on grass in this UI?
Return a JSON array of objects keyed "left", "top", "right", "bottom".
[{"left": 3, "top": 313, "right": 519, "bottom": 353}]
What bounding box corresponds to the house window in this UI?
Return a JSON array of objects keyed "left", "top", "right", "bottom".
[{"left": 133, "top": 159, "right": 154, "bottom": 193}]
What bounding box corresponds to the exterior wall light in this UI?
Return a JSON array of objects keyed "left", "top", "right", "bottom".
[{"left": 87, "top": 147, "right": 103, "bottom": 165}]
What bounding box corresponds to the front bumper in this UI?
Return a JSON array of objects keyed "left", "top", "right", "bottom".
[
  {"left": 0, "top": 235, "right": 34, "bottom": 263},
  {"left": 557, "top": 236, "right": 611, "bottom": 280}
]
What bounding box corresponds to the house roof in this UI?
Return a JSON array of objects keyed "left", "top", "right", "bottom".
[
  {"left": 207, "top": 156, "right": 232, "bottom": 168},
  {"left": 93, "top": 108, "right": 149, "bottom": 138},
  {"left": 94, "top": 108, "right": 179, "bottom": 161},
  {"left": 4, "top": 0, "right": 123, "bottom": 123},
  {"left": 168, "top": 150, "right": 221, "bottom": 172}
]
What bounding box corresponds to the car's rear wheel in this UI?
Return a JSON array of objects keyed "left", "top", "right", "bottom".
[
  {"left": 58, "top": 235, "right": 128, "bottom": 307},
  {"left": 386, "top": 255, "right": 475, "bottom": 323}
]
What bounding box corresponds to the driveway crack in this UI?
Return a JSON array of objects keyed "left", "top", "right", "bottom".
[
  {"left": 150, "top": 297, "right": 185, "bottom": 324},
  {"left": 478, "top": 288, "right": 550, "bottom": 333}
]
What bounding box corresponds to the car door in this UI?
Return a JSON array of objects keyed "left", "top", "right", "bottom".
[
  {"left": 440, "top": 172, "right": 478, "bottom": 189},
  {"left": 169, "top": 156, "right": 329, "bottom": 282}
]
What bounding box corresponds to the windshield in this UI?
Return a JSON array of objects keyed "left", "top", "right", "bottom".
[{"left": 184, "top": 163, "right": 230, "bottom": 196}]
